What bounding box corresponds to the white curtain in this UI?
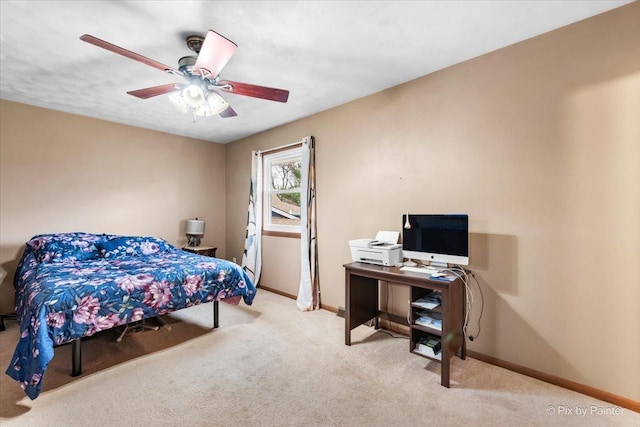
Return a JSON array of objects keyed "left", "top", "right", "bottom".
[
  {"left": 241, "top": 151, "right": 263, "bottom": 285},
  {"left": 296, "top": 136, "right": 320, "bottom": 311}
]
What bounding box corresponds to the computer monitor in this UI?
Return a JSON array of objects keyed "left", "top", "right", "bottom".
[{"left": 402, "top": 214, "right": 469, "bottom": 268}]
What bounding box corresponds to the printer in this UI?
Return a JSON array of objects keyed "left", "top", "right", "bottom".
[{"left": 349, "top": 231, "right": 402, "bottom": 266}]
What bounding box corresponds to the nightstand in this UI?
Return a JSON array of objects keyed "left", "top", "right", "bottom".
[{"left": 183, "top": 245, "right": 217, "bottom": 258}]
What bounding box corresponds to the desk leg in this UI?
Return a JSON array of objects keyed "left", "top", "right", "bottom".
[
  {"left": 345, "top": 271, "right": 379, "bottom": 346},
  {"left": 345, "top": 269, "right": 352, "bottom": 345},
  {"left": 460, "top": 280, "right": 467, "bottom": 360},
  {"left": 441, "top": 357, "right": 450, "bottom": 388},
  {"left": 440, "top": 288, "right": 451, "bottom": 388}
]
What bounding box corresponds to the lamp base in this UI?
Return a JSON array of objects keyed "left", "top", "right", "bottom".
[{"left": 187, "top": 235, "right": 202, "bottom": 247}]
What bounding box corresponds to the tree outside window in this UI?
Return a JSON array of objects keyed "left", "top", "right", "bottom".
[{"left": 263, "top": 147, "right": 302, "bottom": 234}]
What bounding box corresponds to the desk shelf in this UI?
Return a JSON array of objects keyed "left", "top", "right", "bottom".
[
  {"left": 411, "top": 323, "right": 442, "bottom": 336},
  {"left": 410, "top": 287, "right": 444, "bottom": 361},
  {"left": 344, "top": 262, "right": 466, "bottom": 388},
  {"left": 411, "top": 303, "right": 443, "bottom": 314},
  {"left": 411, "top": 345, "right": 442, "bottom": 361}
]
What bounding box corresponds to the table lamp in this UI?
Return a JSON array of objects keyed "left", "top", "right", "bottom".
[{"left": 186, "top": 218, "right": 205, "bottom": 247}]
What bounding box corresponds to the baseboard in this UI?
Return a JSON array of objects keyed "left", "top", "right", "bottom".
[
  {"left": 258, "top": 285, "right": 297, "bottom": 300},
  {"left": 322, "top": 303, "right": 339, "bottom": 313},
  {"left": 258, "top": 286, "right": 340, "bottom": 313},
  {"left": 258, "top": 288, "right": 639, "bottom": 412},
  {"left": 466, "top": 350, "right": 639, "bottom": 413}
]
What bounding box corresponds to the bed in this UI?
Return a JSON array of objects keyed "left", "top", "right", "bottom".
[{"left": 5, "top": 232, "right": 257, "bottom": 400}]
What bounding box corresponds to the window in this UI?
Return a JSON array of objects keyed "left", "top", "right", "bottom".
[{"left": 262, "top": 146, "right": 302, "bottom": 236}]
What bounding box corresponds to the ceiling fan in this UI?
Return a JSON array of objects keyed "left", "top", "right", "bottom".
[{"left": 80, "top": 30, "right": 289, "bottom": 120}]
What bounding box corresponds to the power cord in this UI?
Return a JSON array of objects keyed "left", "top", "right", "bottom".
[
  {"left": 467, "top": 271, "right": 484, "bottom": 341},
  {"left": 376, "top": 329, "right": 409, "bottom": 340}
]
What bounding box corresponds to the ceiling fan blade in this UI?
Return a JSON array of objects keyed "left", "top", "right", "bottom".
[
  {"left": 218, "top": 80, "right": 289, "bottom": 103},
  {"left": 127, "top": 84, "right": 180, "bottom": 99},
  {"left": 80, "top": 34, "right": 183, "bottom": 76},
  {"left": 220, "top": 105, "right": 237, "bottom": 118},
  {"left": 193, "top": 30, "right": 238, "bottom": 79}
]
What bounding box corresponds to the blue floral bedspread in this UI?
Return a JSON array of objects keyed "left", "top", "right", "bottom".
[{"left": 5, "top": 232, "right": 256, "bottom": 400}]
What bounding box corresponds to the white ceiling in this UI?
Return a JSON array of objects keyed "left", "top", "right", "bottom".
[{"left": 0, "top": 1, "right": 630, "bottom": 144}]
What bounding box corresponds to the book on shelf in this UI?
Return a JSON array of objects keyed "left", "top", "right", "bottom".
[
  {"left": 416, "top": 335, "right": 441, "bottom": 355},
  {"left": 414, "top": 335, "right": 442, "bottom": 360},
  {"left": 413, "top": 291, "right": 442, "bottom": 309},
  {"left": 415, "top": 312, "right": 442, "bottom": 331}
]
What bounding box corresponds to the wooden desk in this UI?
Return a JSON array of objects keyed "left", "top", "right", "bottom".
[
  {"left": 344, "top": 262, "right": 466, "bottom": 387},
  {"left": 183, "top": 245, "right": 217, "bottom": 258}
]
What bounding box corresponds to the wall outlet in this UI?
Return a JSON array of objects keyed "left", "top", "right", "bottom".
[{"left": 232, "top": 257, "right": 237, "bottom": 264}]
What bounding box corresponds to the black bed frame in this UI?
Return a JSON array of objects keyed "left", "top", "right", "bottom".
[
  {"left": 70, "top": 300, "right": 219, "bottom": 376},
  {"left": 0, "top": 313, "right": 17, "bottom": 331}
]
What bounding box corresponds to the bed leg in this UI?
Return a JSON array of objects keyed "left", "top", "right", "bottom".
[
  {"left": 71, "top": 338, "right": 82, "bottom": 377},
  {"left": 213, "top": 300, "right": 219, "bottom": 329}
]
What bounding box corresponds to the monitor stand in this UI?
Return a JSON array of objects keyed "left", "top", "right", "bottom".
[
  {"left": 402, "top": 260, "right": 449, "bottom": 270},
  {"left": 429, "top": 261, "right": 448, "bottom": 270}
]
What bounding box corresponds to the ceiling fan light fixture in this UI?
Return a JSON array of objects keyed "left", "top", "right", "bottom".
[
  {"left": 194, "top": 92, "right": 229, "bottom": 117},
  {"left": 181, "top": 84, "right": 206, "bottom": 108},
  {"left": 80, "top": 31, "right": 290, "bottom": 121},
  {"left": 169, "top": 86, "right": 228, "bottom": 117},
  {"left": 168, "top": 92, "right": 190, "bottom": 113}
]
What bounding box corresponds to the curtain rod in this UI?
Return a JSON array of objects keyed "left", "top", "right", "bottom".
[{"left": 257, "top": 138, "right": 305, "bottom": 155}]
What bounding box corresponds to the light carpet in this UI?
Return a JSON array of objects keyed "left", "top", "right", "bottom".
[{"left": 0, "top": 290, "right": 637, "bottom": 426}]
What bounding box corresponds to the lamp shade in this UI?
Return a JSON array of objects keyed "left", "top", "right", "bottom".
[
  {"left": 182, "top": 85, "right": 206, "bottom": 108},
  {"left": 194, "top": 92, "right": 229, "bottom": 117},
  {"left": 168, "top": 92, "right": 190, "bottom": 113},
  {"left": 186, "top": 219, "right": 205, "bottom": 235}
]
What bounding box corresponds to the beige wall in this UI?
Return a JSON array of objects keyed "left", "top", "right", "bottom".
[
  {"left": 226, "top": 4, "right": 640, "bottom": 400},
  {"left": 0, "top": 100, "right": 227, "bottom": 311}
]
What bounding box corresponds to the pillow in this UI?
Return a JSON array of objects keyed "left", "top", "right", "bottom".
[
  {"left": 26, "top": 232, "right": 105, "bottom": 263},
  {"left": 99, "top": 236, "right": 173, "bottom": 259}
]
